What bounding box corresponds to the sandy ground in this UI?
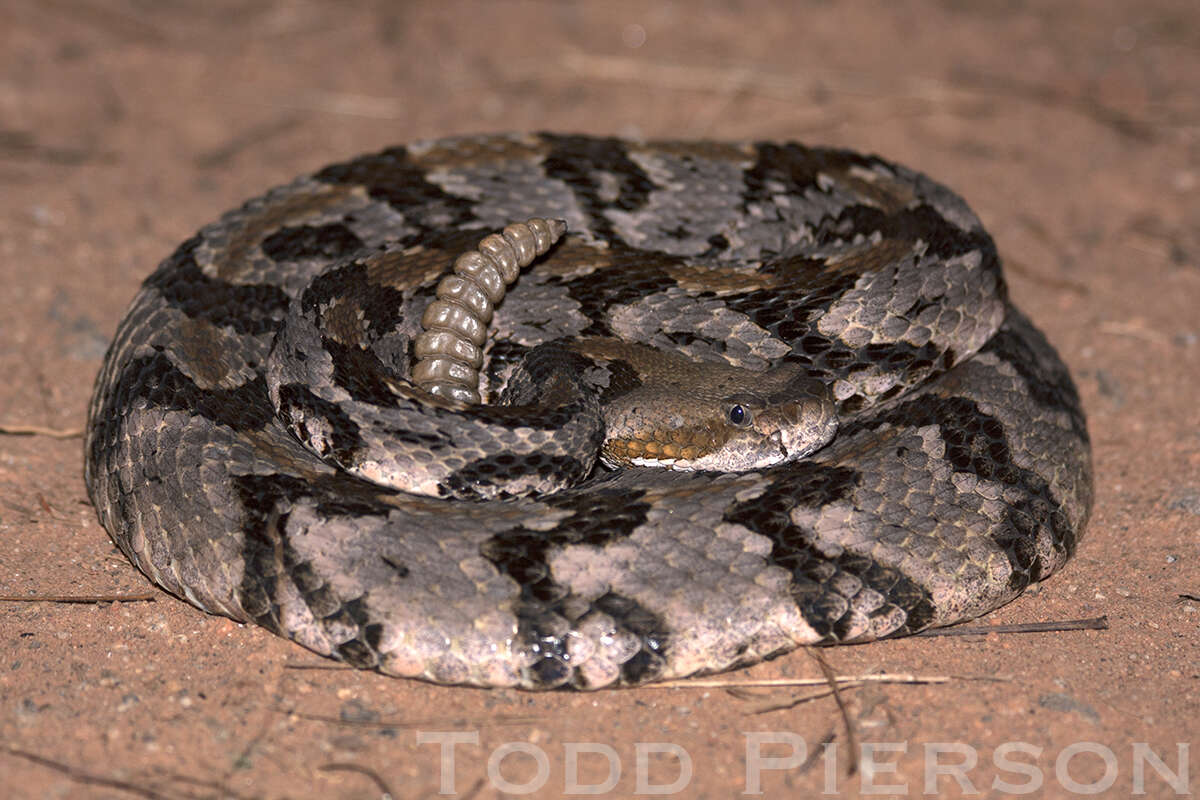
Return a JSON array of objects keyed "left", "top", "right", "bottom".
[{"left": 1, "top": 1, "right": 1197, "bottom": 798}]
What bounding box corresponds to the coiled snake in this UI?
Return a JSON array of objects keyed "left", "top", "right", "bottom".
[{"left": 85, "top": 134, "right": 1093, "bottom": 689}]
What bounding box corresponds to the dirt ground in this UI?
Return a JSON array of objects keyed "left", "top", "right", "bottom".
[{"left": 1, "top": 1, "right": 1197, "bottom": 798}]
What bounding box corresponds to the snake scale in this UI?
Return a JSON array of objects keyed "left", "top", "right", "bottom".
[{"left": 85, "top": 133, "right": 1093, "bottom": 690}]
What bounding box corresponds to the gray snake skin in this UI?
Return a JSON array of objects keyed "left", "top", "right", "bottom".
[{"left": 85, "top": 133, "right": 1093, "bottom": 689}]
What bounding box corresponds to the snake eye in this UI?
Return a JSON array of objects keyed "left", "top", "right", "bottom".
[{"left": 728, "top": 404, "right": 749, "bottom": 426}]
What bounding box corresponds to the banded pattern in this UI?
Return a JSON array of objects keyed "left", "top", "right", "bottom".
[{"left": 85, "top": 133, "right": 1092, "bottom": 689}]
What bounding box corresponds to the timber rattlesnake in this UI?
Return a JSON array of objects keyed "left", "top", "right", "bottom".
[{"left": 85, "top": 133, "right": 1093, "bottom": 689}]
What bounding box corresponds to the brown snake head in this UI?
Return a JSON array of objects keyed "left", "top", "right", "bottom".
[{"left": 568, "top": 337, "right": 839, "bottom": 472}]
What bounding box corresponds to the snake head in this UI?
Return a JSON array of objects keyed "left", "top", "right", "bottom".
[
  {"left": 719, "top": 376, "right": 839, "bottom": 468},
  {"left": 598, "top": 356, "right": 838, "bottom": 472}
]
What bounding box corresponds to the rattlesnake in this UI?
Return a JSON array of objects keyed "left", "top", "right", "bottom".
[{"left": 85, "top": 133, "right": 1093, "bottom": 689}]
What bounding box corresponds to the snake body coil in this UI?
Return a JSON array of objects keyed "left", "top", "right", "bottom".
[{"left": 85, "top": 134, "right": 1093, "bottom": 689}]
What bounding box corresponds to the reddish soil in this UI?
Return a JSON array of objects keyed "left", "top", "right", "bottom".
[{"left": 1, "top": 1, "right": 1196, "bottom": 798}]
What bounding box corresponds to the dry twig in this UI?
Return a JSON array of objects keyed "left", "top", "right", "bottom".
[
  {"left": 318, "top": 762, "right": 395, "bottom": 799},
  {"left": 0, "top": 423, "right": 84, "bottom": 438},
  {"left": 275, "top": 707, "right": 542, "bottom": 731},
  {"left": 648, "top": 672, "right": 979, "bottom": 690},
  {"left": 0, "top": 592, "right": 157, "bottom": 604},
  {"left": 809, "top": 650, "right": 859, "bottom": 777},
  {"left": 3, "top": 746, "right": 170, "bottom": 800},
  {"left": 915, "top": 616, "right": 1108, "bottom": 637}
]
